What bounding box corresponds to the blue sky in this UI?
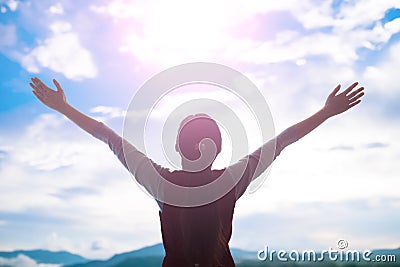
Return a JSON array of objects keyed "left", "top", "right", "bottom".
[{"left": 0, "top": 0, "right": 400, "bottom": 262}]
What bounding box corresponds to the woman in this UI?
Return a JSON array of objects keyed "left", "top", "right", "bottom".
[{"left": 30, "top": 77, "right": 364, "bottom": 266}]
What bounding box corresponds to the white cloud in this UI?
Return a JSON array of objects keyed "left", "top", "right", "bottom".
[
  {"left": 0, "top": 255, "right": 60, "bottom": 267},
  {"left": 366, "top": 19, "right": 400, "bottom": 46},
  {"left": 232, "top": 198, "right": 400, "bottom": 251},
  {"left": 89, "top": 1, "right": 141, "bottom": 19},
  {"left": 21, "top": 21, "right": 97, "bottom": 80},
  {"left": 48, "top": 3, "right": 64, "bottom": 15},
  {"left": 292, "top": 1, "right": 335, "bottom": 29},
  {"left": 0, "top": 23, "right": 17, "bottom": 47},
  {"left": 49, "top": 21, "right": 71, "bottom": 34},
  {"left": 233, "top": 11, "right": 400, "bottom": 65},
  {"left": 90, "top": 106, "right": 126, "bottom": 121},
  {"left": 363, "top": 40, "right": 400, "bottom": 95},
  {"left": 293, "top": 0, "right": 399, "bottom": 31},
  {"left": 89, "top": 0, "right": 296, "bottom": 20},
  {"left": 6, "top": 0, "right": 18, "bottom": 12},
  {"left": 334, "top": 0, "right": 400, "bottom": 31},
  {"left": 385, "top": 17, "right": 400, "bottom": 33},
  {"left": 10, "top": 113, "right": 90, "bottom": 171},
  {"left": 232, "top": 31, "right": 361, "bottom": 64}
]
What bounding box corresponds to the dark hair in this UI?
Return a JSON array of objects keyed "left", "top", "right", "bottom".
[
  {"left": 176, "top": 113, "right": 222, "bottom": 161},
  {"left": 174, "top": 114, "right": 226, "bottom": 266}
]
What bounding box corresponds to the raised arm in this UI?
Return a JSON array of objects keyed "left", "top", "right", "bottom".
[
  {"left": 30, "top": 77, "right": 125, "bottom": 165},
  {"left": 30, "top": 77, "right": 169, "bottom": 202},
  {"left": 30, "top": 77, "right": 136, "bottom": 168},
  {"left": 232, "top": 82, "right": 364, "bottom": 199},
  {"left": 277, "top": 81, "right": 364, "bottom": 150},
  {"left": 30, "top": 77, "right": 98, "bottom": 135}
]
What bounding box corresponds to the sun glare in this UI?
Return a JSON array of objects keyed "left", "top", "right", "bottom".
[{"left": 119, "top": 1, "right": 241, "bottom": 65}]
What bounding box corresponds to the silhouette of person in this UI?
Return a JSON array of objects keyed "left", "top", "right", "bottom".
[{"left": 30, "top": 77, "right": 364, "bottom": 267}]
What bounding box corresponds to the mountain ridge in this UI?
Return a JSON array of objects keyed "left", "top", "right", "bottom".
[
  {"left": 1, "top": 244, "right": 399, "bottom": 267},
  {"left": 0, "top": 249, "right": 88, "bottom": 265}
]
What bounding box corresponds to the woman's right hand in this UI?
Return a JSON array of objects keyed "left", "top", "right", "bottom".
[
  {"left": 323, "top": 82, "right": 364, "bottom": 118},
  {"left": 30, "top": 78, "right": 68, "bottom": 113}
]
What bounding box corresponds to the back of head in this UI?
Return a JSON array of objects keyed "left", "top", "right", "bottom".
[{"left": 176, "top": 113, "right": 222, "bottom": 163}]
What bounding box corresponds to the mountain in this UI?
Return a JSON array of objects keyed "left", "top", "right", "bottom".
[
  {"left": 230, "top": 247, "right": 256, "bottom": 260},
  {"left": 0, "top": 244, "right": 256, "bottom": 267},
  {"left": 68, "top": 243, "right": 257, "bottom": 267},
  {"left": 2, "top": 245, "right": 399, "bottom": 267},
  {"left": 66, "top": 243, "right": 260, "bottom": 267},
  {"left": 67, "top": 245, "right": 400, "bottom": 267},
  {"left": 66, "top": 244, "right": 165, "bottom": 267},
  {"left": 0, "top": 249, "right": 88, "bottom": 265}
]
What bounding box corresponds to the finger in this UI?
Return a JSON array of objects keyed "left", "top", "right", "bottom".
[
  {"left": 32, "top": 78, "right": 46, "bottom": 92},
  {"left": 33, "top": 83, "right": 46, "bottom": 95},
  {"left": 31, "top": 81, "right": 46, "bottom": 97},
  {"left": 33, "top": 87, "right": 45, "bottom": 99},
  {"left": 347, "top": 87, "right": 364, "bottom": 98},
  {"left": 30, "top": 78, "right": 37, "bottom": 87},
  {"left": 32, "top": 77, "right": 42, "bottom": 86},
  {"left": 348, "top": 99, "right": 361, "bottom": 109},
  {"left": 32, "top": 90, "right": 46, "bottom": 103},
  {"left": 37, "top": 79, "right": 49, "bottom": 91},
  {"left": 329, "top": 84, "right": 341, "bottom": 97},
  {"left": 341, "top": 81, "right": 358, "bottom": 95},
  {"left": 31, "top": 78, "right": 41, "bottom": 87},
  {"left": 53, "top": 79, "right": 64, "bottom": 93},
  {"left": 349, "top": 92, "right": 364, "bottom": 103},
  {"left": 35, "top": 78, "right": 52, "bottom": 92}
]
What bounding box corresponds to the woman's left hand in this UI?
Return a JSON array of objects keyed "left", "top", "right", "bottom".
[{"left": 30, "top": 78, "right": 68, "bottom": 112}]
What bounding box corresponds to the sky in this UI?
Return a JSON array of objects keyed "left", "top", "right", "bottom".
[{"left": 0, "top": 0, "right": 400, "bottom": 262}]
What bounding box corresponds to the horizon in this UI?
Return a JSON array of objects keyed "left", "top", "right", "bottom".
[
  {"left": 0, "top": 0, "right": 399, "bottom": 263},
  {"left": 0, "top": 243, "right": 399, "bottom": 267},
  {"left": 1, "top": 242, "right": 400, "bottom": 259}
]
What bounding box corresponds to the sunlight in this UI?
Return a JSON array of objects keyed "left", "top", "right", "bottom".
[
  {"left": 111, "top": 0, "right": 299, "bottom": 66},
  {"left": 119, "top": 1, "right": 235, "bottom": 65}
]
